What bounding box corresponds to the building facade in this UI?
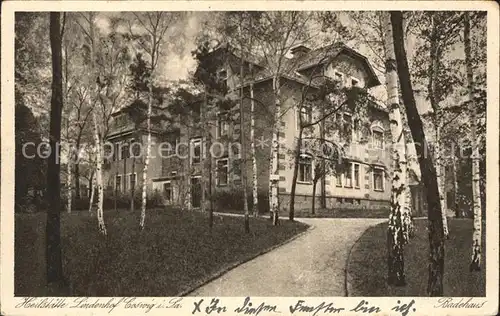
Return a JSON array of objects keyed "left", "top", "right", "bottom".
[{"left": 104, "top": 43, "right": 407, "bottom": 212}]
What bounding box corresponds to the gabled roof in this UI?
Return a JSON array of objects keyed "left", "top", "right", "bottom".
[{"left": 294, "top": 43, "right": 381, "bottom": 88}]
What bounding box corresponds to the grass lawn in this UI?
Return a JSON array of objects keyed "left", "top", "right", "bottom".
[
  {"left": 15, "top": 208, "right": 308, "bottom": 296},
  {"left": 347, "top": 218, "right": 486, "bottom": 296},
  {"left": 294, "top": 207, "right": 390, "bottom": 218}
]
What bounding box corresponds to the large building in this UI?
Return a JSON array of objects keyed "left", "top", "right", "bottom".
[{"left": 104, "top": 42, "right": 424, "bottom": 214}]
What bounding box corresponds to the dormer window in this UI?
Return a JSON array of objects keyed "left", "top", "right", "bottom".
[
  {"left": 351, "top": 77, "right": 360, "bottom": 87},
  {"left": 334, "top": 71, "right": 344, "bottom": 82}
]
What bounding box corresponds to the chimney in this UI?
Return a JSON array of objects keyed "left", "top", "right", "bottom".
[{"left": 290, "top": 45, "right": 311, "bottom": 58}]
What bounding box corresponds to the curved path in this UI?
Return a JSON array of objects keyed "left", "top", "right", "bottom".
[{"left": 189, "top": 218, "right": 385, "bottom": 297}]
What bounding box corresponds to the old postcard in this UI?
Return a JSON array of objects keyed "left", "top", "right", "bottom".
[{"left": 1, "top": 1, "right": 498, "bottom": 315}]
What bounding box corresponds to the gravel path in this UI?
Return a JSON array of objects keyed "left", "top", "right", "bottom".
[{"left": 189, "top": 218, "right": 385, "bottom": 296}]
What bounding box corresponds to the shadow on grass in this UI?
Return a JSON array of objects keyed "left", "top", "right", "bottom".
[
  {"left": 15, "top": 208, "right": 308, "bottom": 296},
  {"left": 347, "top": 218, "right": 486, "bottom": 296}
]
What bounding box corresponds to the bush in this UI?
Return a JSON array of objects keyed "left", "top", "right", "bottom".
[{"left": 212, "top": 188, "right": 269, "bottom": 214}]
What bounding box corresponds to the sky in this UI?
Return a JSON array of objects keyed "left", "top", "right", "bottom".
[
  {"left": 95, "top": 12, "right": 205, "bottom": 82},
  {"left": 92, "top": 11, "right": 479, "bottom": 113}
]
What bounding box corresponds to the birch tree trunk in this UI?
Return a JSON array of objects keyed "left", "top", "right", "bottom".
[
  {"left": 384, "top": 12, "right": 409, "bottom": 286},
  {"left": 239, "top": 57, "right": 250, "bottom": 233},
  {"left": 289, "top": 127, "right": 303, "bottom": 220},
  {"left": 140, "top": 86, "right": 153, "bottom": 229},
  {"left": 269, "top": 76, "right": 280, "bottom": 225},
  {"left": 428, "top": 15, "right": 449, "bottom": 238},
  {"left": 312, "top": 180, "right": 317, "bottom": 215},
  {"left": 250, "top": 66, "right": 259, "bottom": 217},
  {"left": 391, "top": 11, "right": 445, "bottom": 296},
  {"left": 464, "top": 12, "right": 482, "bottom": 271},
  {"left": 88, "top": 176, "right": 95, "bottom": 213},
  {"left": 89, "top": 12, "right": 106, "bottom": 235},
  {"left": 435, "top": 125, "right": 449, "bottom": 238},
  {"left": 92, "top": 116, "right": 106, "bottom": 234},
  {"left": 405, "top": 140, "right": 417, "bottom": 238}
]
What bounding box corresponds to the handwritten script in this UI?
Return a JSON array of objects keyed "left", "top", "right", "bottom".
[
  {"left": 16, "top": 297, "right": 183, "bottom": 313},
  {"left": 15, "top": 296, "right": 489, "bottom": 315}
]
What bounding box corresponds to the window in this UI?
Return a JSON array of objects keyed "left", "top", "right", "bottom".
[
  {"left": 216, "top": 158, "right": 229, "bottom": 186},
  {"left": 115, "top": 175, "right": 122, "bottom": 192},
  {"left": 372, "top": 130, "right": 384, "bottom": 149},
  {"left": 233, "top": 159, "right": 242, "bottom": 183},
  {"left": 297, "top": 105, "right": 312, "bottom": 127},
  {"left": 129, "top": 139, "right": 141, "bottom": 157},
  {"left": 121, "top": 142, "right": 129, "bottom": 160},
  {"left": 373, "top": 167, "right": 385, "bottom": 191},
  {"left": 231, "top": 142, "right": 241, "bottom": 159},
  {"left": 191, "top": 138, "right": 202, "bottom": 164},
  {"left": 344, "top": 163, "right": 353, "bottom": 187},
  {"left": 298, "top": 154, "right": 313, "bottom": 183},
  {"left": 129, "top": 174, "right": 136, "bottom": 191},
  {"left": 351, "top": 77, "right": 360, "bottom": 87},
  {"left": 217, "top": 112, "right": 230, "bottom": 138},
  {"left": 163, "top": 182, "right": 172, "bottom": 202},
  {"left": 334, "top": 70, "right": 344, "bottom": 84},
  {"left": 335, "top": 171, "right": 342, "bottom": 187},
  {"left": 113, "top": 143, "right": 120, "bottom": 161},
  {"left": 354, "top": 163, "right": 360, "bottom": 188}
]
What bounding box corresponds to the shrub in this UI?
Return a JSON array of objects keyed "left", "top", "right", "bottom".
[{"left": 212, "top": 188, "right": 269, "bottom": 214}]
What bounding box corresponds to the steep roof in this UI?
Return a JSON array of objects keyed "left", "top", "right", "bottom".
[{"left": 294, "top": 42, "right": 381, "bottom": 88}]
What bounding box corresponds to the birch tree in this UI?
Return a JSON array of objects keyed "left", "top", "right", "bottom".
[
  {"left": 464, "top": 12, "right": 482, "bottom": 271},
  {"left": 391, "top": 10, "right": 445, "bottom": 296},
  {"left": 383, "top": 12, "right": 410, "bottom": 286},
  {"left": 127, "top": 12, "right": 179, "bottom": 229},
  {"left": 350, "top": 11, "right": 418, "bottom": 235},
  {"left": 75, "top": 13, "right": 130, "bottom": 234},
  {"left": 88, "top": 13, "right": 107, "bottom": 234},
  {"left": 251, "top": 12, "right": 315, "bottom": 223},
  {"left": 412, "top": 12, "right": 466, "bottom": 238}
]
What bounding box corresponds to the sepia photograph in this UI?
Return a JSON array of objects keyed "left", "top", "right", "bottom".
[{"left": 2, "top": 2, "right": 497, "bottom": 312}]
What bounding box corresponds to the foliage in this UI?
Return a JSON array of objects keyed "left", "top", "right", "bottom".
[
  {"left": 212, "top": 189, "right": 269, "bottom": 214},
  {"left": 15, "top": 89, "right": 47, "bottom": 213}
]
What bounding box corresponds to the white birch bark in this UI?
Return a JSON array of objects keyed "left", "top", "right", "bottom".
[
  {"left": 384, "top": 13, "right": 408, "bottom": 284},
  {"left": 452, "top": 155, "right": 461, "bottom": 217},
  {"left": 465, "top": 12, "right": 482, "bottom": 271},
  {"left": 92, "top": 115, "right": 106, "bottom": 235},
  {"left": 435, "top": 125, "right": 449, "bottom": 238},
  {"left": 88, "top": 176, "right": 95, "bottom": 213},
  {"left": 269, "top": 76, "right": 280, "bottom": 225},
  {"left": 89, "top": 12, "right": 106, "bottom": 235},
  {"left": 250, "top": 72, "right": 259, "bottom": 217},
  {"left": 140, "top": 87, "right": 153, "bottom": 229}
]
